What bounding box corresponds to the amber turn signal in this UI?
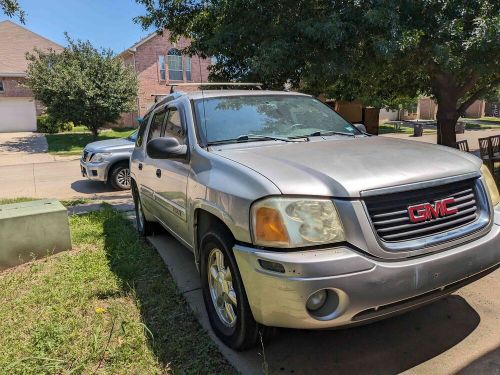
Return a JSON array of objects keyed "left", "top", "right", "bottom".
[{"left": 254, "top": 206, "right": 289, "bottom": 245}]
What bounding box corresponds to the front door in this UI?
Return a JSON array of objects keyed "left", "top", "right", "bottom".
[{"left": 151, "top": 105, "right": 191, "bottom": 244}]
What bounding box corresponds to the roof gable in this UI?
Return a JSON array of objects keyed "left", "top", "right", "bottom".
[{"left": 0, "top": 20, "right": 63, "bottom": 75}]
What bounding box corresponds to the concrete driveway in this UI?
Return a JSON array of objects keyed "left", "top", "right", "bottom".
[{"left": 148, "top": 234, "right": 500, "bottom": 375}]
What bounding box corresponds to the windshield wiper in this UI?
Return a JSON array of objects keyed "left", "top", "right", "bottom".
[
  {"left": 207, "top": 134, "right": 304, "bottom": 146},
  {"left": 307, "top": 130, "right": 356, "bottom": 137}
]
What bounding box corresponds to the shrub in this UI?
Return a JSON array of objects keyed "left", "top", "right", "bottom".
[{"left": 37, "top": 115, "right": 74, "bottom": 133}]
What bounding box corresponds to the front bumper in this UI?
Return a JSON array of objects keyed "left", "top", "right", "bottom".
[
  {"left": 80, "top": 159, "right": 109, "bottom": 182},
  {"left": 233, "top": 221, "right": 500, "bottom": 329}
]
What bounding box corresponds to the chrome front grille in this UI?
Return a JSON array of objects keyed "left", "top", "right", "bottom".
[{"left": 365, "top": 179, "right": 481, "bottom": 243}]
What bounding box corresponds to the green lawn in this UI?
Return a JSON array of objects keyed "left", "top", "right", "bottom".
[
  {"left": 379, "top": 124, "right": 436, "bottom": 135},
  {"left": 45, "top": 128, "right": 135, "bottom": 156},
  {"left": 0, "top": 207, "right": 234, "bottom": 374}
]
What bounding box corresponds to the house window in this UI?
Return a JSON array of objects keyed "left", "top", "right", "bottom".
[
  {"left": 185, "top": 56, "right": 191, "bottom": 81},
  {"left": 158, "top": 55, "right": 166, "bottom": 81},
  {"left": 168, "top": 48, "right": 183, "bottom": 81},
  {"left": 0, "top": 80, "right": 4, "bottom": 92}
]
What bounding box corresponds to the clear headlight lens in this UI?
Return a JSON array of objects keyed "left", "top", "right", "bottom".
[
  {"left": 251, "top": 197, "right": 345, "bottom": 248},
  {"left": 481, "top": 164, "right": 499, "bottom": 206},
  {"left": 92, "top": 152, "right": 111, "bottom": 162}
]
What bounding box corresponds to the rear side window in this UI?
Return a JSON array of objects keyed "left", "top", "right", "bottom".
[{"left": 147, "top": 110, "right": 167, "bottom": 143}]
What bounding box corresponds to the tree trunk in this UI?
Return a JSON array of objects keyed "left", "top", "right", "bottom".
[{"left": 436, "top": 97, "right": 459, "bottom": 147}]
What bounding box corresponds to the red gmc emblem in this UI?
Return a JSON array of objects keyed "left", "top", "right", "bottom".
[{"left": 408, "top": 198, "right": 458, "bottom": 223}]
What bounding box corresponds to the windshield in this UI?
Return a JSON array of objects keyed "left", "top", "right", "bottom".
[{"left": 193, "top": 95, "right": 359, "bottom": 144}]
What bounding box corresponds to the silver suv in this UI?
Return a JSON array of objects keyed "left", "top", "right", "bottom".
[{"left": 130, "top": 90, "right": 500, "bottom": 350}]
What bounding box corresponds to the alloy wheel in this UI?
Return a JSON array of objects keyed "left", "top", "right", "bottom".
[
  {"left": 116, "top": 168, "right": 131, "bottom": 189},
  {"left": 207, "top": 248, "right": 238, "bottom": 327}
]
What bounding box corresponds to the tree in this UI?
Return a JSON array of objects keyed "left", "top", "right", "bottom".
[
  {"left": 135, "top": 0, "right": 500, "bottom": 147},
  {"left": 26, "top": 36, "right": 138, "bottom": 137},
  {"left": 1, "top": 0, "right": 24, "bottom": 23}
]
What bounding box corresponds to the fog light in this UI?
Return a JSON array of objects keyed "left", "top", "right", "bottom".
[{"left": 306, "top": 289, "right": 327, "bottom": 311}]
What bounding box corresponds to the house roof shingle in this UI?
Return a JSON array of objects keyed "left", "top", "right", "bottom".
[{"left": 0, "top": 20, "right": 63, "bottom": 76}]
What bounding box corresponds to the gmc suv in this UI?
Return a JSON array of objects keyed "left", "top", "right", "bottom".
[{"left": 130, "top": 90, "right": 500, "bottom": 350}]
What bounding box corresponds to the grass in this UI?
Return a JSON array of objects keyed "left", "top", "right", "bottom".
[
  {"left": 379, "top": 124, "right": 436, "bottom": 135},
  {"left": 465, "top": 123, "right": 493, "bottom": 130},
  {"left": 0, "top": 198, "right": 92, "bottom": 207},
  {"left": 45, "top": 128, "right": 135, "bottom": 156},
  {"left": 0, "top": 207, "right": 234, "bottom": 374}
]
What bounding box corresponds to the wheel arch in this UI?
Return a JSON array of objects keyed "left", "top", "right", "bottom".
[{"left": 105, "top": 158, "right": 130, "bottom": 181}]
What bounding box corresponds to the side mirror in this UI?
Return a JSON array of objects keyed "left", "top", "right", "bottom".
[
  {"left": 147, "top": 137, "right": 188, "bottom": 160},
  {"left": 353, "top": 123, "right": 367, "bottom": 133}
]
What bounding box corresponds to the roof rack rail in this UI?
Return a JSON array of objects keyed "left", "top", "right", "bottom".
[{"left": 168, "top": 82, "right": 263, "bottom": 93}]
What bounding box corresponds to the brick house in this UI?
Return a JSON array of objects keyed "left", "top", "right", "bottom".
[
  {"left": 117, "top": 31, "right": 211, "bottom": 127},
  {"left": 0, "top": 20, "right": 63, "bottom": 132}
]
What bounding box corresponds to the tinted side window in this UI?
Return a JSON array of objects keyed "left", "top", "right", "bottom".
[
  {"left": 147, "top": 110, "right": 167, "bottom": 143},
  {"left": 135, "top": 115, "right": 150, "bottom": 147},
  {"left": 164, "top": 108, "right": 185, "bottom": 144}
]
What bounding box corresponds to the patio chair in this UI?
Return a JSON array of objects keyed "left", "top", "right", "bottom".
[
  {"left": 479, "top": 137, "right": 493, "bottom": 173},
  {"left": 490, "top": 135, "right": 500, "bottom": 156},
  {"left": 456, "top": 140, "right": 469, "bottom": 152}
]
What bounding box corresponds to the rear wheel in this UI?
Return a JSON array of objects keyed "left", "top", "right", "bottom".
[
  {"left": 200, "top": 227, "right": 269, "bottom": 350},
  {"left": 132, "top": 183, "right": 156, "bottom": 236},
  {"left": 109, "top": 162, "right": 131, "bottom": 190}
]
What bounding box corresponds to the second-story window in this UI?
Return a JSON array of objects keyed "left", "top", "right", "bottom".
[
  {"left": 168, "top": 48, "right": 183, "bottom": 81},
  {"left": 185, "top": 56, "right": 192, "bottom": 81},
  {"left": 158, "top": 55, "right": 166, "bottom": 81}
]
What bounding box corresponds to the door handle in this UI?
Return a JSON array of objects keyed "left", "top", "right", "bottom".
[
  {"left": 156, "top": 169, "right": 161, "bottom": 178},
  {"left": 138, "top": 163, "right": 143, "bottom": 170}
]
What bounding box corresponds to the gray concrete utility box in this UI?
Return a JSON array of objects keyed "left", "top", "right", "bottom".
[{"left": 0, "top": 199, "right": 72, "bottom": 270}]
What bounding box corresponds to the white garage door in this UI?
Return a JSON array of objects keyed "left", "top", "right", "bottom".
[{"left": 0, "top": 97, "right": 37, "bottom": 132}]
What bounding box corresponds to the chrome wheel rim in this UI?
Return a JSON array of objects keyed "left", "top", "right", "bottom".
[
  {"left": 207, "top": 248, "right": 237, "bottom": 327},
  {"left": 136, "top": 197, "right": 145, "bottom": 232},
  {"left": 116, "top": 168, "right": 131, "bottom": 188}
]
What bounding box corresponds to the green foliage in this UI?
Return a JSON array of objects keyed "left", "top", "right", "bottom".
[
  {"left": 0, "top": 207, "right": 234, "bottom": 374},
  {"left": 26, "top": 36, "right": 138, "bottom": 137},
  {"left": 36, "top": 114, "right": 74, "bottom": 134},
  {"left": 135, "top": 0, "right": 500, "bottom": 146},
  {"left": 0, "top": 0, "right": 25, "bottom": 22}
]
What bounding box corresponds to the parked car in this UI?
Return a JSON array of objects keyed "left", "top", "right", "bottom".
[
  {"left": 130, "top": 89, "right": 500, "bottom": 350},
  {"left": 80, "top": 130, "right": 137, "bottom": 190}
]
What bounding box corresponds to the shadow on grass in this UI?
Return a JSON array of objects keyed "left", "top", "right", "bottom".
[{"left": 100, "top": 208, "right": 233, "bottom": 374}]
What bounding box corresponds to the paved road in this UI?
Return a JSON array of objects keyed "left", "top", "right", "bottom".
[
  {"left": 148, "top": 234, "right": 500, "bottom": 375},
  {"left": 0, "top": 132, "right": 130, "bottom": 201}
]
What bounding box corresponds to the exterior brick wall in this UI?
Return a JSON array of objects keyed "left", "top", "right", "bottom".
[
  {"left": 117, "top": 31, "right": 210, "bottom": 128},
  {"left": 0, "top": 77, "right": 32, "bottom": 97}
]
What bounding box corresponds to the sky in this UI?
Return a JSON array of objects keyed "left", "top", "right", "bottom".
[{"left": 0, "top": 0, "right": 154, "bottom": 54}]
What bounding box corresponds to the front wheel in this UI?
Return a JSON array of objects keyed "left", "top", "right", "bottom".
[
  {"left": 109, "top": 162, "right": 131, "bottom": 190},
  {"left": 200, "top": 228, "right": 267, "bottom": 350}
]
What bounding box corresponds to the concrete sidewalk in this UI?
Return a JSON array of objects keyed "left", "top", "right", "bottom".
[{"left": 147, "top": 233, "right": 500, "bottom": 375}]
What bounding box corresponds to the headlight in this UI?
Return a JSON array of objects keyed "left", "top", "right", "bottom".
[
  {"left": 251, "top": 197, "right": 345, "bottom": 248},
  {"left": 481, "top": 164, "right": 499, "bottom": 206},
  {"left": 92, "top": 152, "right": 112, "bottom": 162}
]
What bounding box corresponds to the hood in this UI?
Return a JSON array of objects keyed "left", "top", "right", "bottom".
[
  {"left": 212, "top": 136, "right": 482, "bottom": 198},
  {"left": 85, "top": 138, "right": 134, "bottom": 153}
]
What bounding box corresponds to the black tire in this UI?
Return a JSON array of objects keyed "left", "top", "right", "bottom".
[
  {"left": 132, "top": 182, "right": 157, "bottom": 237},
  {"left": 109, "top": 161, "right": 131, "bottom": 190},
  {"left": 200, "top": 226, "right": 269, "bottom": 350}
]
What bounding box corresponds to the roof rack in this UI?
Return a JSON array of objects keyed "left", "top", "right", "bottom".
[{"left": 168, "top": 82, "right": 263, "bottom": 93}]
